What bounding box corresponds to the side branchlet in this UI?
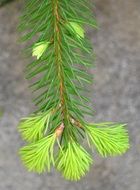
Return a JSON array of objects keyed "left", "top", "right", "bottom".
[{"left": 18, "top": 0, "right": 129, "bottom": 180}]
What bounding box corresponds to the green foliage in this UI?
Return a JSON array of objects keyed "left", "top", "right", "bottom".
[
  {"left": 18, "top": 0, "right": 129, "bottom": 180},
  {"left": 85, "top": 123, "right": 129, "bottom": 157},
  {"left": 20, "top": 135, "right": 56, "bottom": 173},
  {"left": 32, "top": 41, "right": 50, "bottom": 60},
  {"left": 66, "top": 22, "right": 85, "bottom": 39},
  {"left": 18, "top": 111, "right": 51, "bottom": 142},
  {"left": 56, "top": 141, "right": 93, "bottom": 181}
]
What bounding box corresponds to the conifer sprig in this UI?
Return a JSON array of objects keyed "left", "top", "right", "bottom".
[
  {"left": 85, "top": 123, "right": 129, "bottom": 157},
  {"left": 18, "top": 0, "right": 129, "bottom": 180},
  {"left": 56, "top": 141, "right": 93, "bottom": 180},
  {"left": 20, "top": 134, "right": 56, "bottom": 173}
]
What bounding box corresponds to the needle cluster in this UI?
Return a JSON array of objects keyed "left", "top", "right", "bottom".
[{"left": 18, "top": 0, "right": 129, "bottom": 180}]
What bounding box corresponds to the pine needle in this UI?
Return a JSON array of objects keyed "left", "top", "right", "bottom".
[
  {"left": 85, "top": 123, "right": 129, "bottom": 157},
  {"left": 19, "top": 134, "right": 56, "bottom": 173},
  {"left": 18, "top": 112, "right": 51, "bottom": 142},
  {"left": 18, "top": 0, "right": 130, "bottom": 180},
  {"left": 56, "top": 141, "right": 93, "bottom": 181}
]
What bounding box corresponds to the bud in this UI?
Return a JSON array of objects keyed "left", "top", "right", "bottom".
[
  {"left": 55, "top": 123, "right": 65, "bottom": 137},
  {"left": 67, "top": 22, "right": 85, "bottom": 39},
  {"left": 32, "top": 41, "right": 50, "bottom": 59}
]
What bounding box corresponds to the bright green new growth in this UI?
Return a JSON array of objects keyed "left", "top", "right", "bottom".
[
  {"left": 18, "top": 0, "right": 129, "bottom": 180},
  {"left": 20, "top": 135, "right": 56, "bottom": 173},
  {"left": 18, "top": 111, "right": 51, "bottom": 142},
  {"left": 56, "top": 141, "right": 93, "bottom": 180},
  {"left": 32, "top": 41, "right": 50, "bottom": 60},
  {"left": 66, "top": 22, "right": 85, "bottom": 39},
  {"left": 85, "top": 123, "right": 129, "bottom": 157}
]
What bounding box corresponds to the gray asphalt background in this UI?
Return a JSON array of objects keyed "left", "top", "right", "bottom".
[{"left": 0, "top": 0, "right": 140, "bottom": 189}]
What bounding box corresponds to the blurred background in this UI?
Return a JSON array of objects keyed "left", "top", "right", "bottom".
[{"left": 0, "top": 0, "right": 140, "bottom": 189}]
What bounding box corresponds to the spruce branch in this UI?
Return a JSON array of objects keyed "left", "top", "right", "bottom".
[
  {"left": 18, "top": 110, "right": 52, "bottom": 142},
  {"left": 56, "top": 141, "right": 93, "bottom": 180},
  {"left": 84, "top": 123, "right": 129, "bottom": 157},
  {"left": 20, "top": 134, "right": 56, "bottom": 173},
  {"left": 18, "top": 0, "right": 130, "bottom": 180}
]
